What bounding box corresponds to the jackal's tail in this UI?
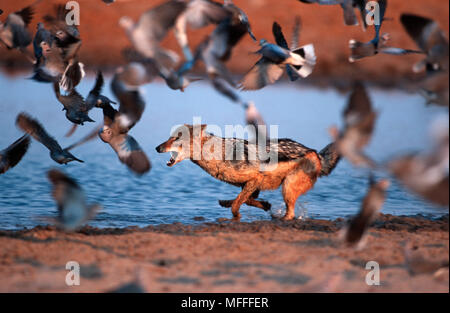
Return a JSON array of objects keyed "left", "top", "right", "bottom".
[{"left": 318, "top": 142, "right": 341, "bottom": 177}]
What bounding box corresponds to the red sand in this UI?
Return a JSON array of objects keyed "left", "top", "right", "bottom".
[{"left": 0, "top": 214, "right": 448, "bottom": 292}]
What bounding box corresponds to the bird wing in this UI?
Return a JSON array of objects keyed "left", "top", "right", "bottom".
[
  {"left": 111, "top": 74, "right": 146, "bottom": 131},
  {"left": 110, "top": 134, "right": 151, "bottom": 175},
  {"left": 16, "top": 113, "right": 62, "bottom": 152},
  {"left": 183, "top": 0, "right": 230, "bottom": 29},
  {"left": 65, "top": 126, "right": 101, "bottom": 151},
  {"left": 211, "top": 77, "right": 242, "bottom": 103},
  {"left": 400, "top": 14, "right": 448, "bottom": 54},
  {"left": 344, "top": 178, "right": 388, "bottom": 246},
  {"left": 91, "top": 71, "right": 104, "bottom": 97},
  {"left": 139, "top": 0, "right": 188, "bottom": 42},
  {"left": 14, "top": 5, "right": 34, "bottom": 27},
  {"left": 291, "top": 16, "right": 301, "bottom": 50},
  {"left": 272, "top": 22, "right": 289, "bottom": 49},
  {"left": 1, "top": 135, "right": 30, "bottom": 172},
  {"left": 240, "top": 59, "right": 284, "bottom": 91}
]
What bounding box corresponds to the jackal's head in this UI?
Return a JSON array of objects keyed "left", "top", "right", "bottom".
[{"left": 155, "top": 124, "right": 207, "bottom": 167}]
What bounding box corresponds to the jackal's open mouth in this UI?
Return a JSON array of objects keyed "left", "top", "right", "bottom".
[{"left": 167, "top": 151, "right": 178, "bottom": 167}]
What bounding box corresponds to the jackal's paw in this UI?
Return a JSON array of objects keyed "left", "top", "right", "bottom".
[
  {"left": 260, "top": 201, "right": 272, "bottom": 211},
  {"left": 231, "top": 214, "right": 241, "bottom": 222},
  {"left": 218, "top": 200, "right": 233, "bottom": 208},
  {"left": 281, "top": 214, "right": 295, "bottom": 221}
]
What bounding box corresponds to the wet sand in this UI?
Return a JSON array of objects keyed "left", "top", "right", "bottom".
[
  {"left": 1, "top": 0, "right": 449, "bottom": 86},
  {"left": 0, "top": 214, "right": 448, "bottom": 292}
]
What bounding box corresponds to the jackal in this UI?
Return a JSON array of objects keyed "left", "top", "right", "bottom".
[{"left": 156, "top": 125, "right": 340, "bottom": 220}]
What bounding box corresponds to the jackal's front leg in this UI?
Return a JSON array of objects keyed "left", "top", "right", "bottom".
[{"left": 229, "top": 181, "right": 260, "bottom": 220}]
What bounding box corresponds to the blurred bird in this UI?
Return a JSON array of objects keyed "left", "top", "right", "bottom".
[
  {"left": 124, "top": 47, "right": 202, "bottom": 92},
  {"left": 54, "top": 71, "right": 115, "bottom": 135},
  {"left": 96, "top": 101, "right": 151, "bottom": 175},
  {"left": 56, "top": 71, "right": 114, "bottom": 135},
  {"left": 33, "top": 22, "right": 53, "bottom": 63},
  {"left": 388, "top": 123, "right": 449, "bottom": 207},
  {"left": 330, "top": 82, "right": 377, "bottom": 168},
  {"left": 348, "top": 0, "right": 423, "bottom": 62},
  {"left": 190, "top": 1, "right": 256, "bottom": 88},
  {"left": 401, "top": 14, "right": 449, "bottom": 107},
  {"left": 175, "top": 0, "right": 232, "bottom": 61},
  {"left": 341, "top": 176, "right": 390, "bottom": 248},
  {"left": 404, "top": 242, "right": 450, "bottom": 275},
  {"left": 86, "top": 71, "right": 116, "bottom": 109},
  {"left": 244, "top": 101, "right": 268, "bottom": 143},
  {"left": 119, "top": 0, "right": 187, "bottom": 66},
  {"left": 240, "top": 20, "right": 316, "bottom": 90},
  {"left": 47, "top": 169, "right": 101, "bottom": 231},
  {"left": 400, "top": 14, "right": 449, "bottom": 73},
  {"left": 116, "top": 56, "right": 158, "bottom": 86},
  {"left": 43, "top": 4, "right": 82, "bottom": 61},
  {"left": 0, "top": 3, "right": 35, "bottom": 63},
  {"left": 31, "top": 37, "right": 85, "bottom": 92},
  {"left": 0, "top": 135, "right": 30, "bottom": 175},
  {"left": 298, "top": 0, "right": 367, "bottom": 28},
  {"left": 111, "top": 67, "right": 147, "bottom": 131},
  {"left": 53, "top": 83, "right": 95, "bottom": 126},
  {"left": 32, "top": 4, "right": 85, "bottom": 91},
  {"left": 16, "top": 113, "right": 84, "bottom": 164}
]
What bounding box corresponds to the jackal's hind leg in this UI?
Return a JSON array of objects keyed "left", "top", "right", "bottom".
[
  {"left": 219, "top": 198, "right": 271, "bottom": 211},
  {"left": 282, "top": 171, "right": 315, "bottom": 221},
  {"left": 246, "top": 199, "right": 272, "bottom": 211}
]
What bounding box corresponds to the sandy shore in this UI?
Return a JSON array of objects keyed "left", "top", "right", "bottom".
[
  {"left": 0, "top": 214, "right": 448, "bottom": 293},
  {"left": 1, "top": 0, "right": 449, "bottom": 86}
]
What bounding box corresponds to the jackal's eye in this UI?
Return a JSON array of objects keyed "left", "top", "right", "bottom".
[{"left": 173, "top": 132, "right": 183, "bottom": 141}]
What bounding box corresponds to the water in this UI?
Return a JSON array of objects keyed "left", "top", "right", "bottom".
[{"left": 0, "top": 74, "right": 447, "bottom": 230}]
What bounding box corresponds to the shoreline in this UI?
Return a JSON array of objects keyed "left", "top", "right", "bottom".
[{"left": 1, "top": 214, "right": 448, "bottom": 292}]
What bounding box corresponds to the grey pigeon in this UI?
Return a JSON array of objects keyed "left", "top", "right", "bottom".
[
  {"left": 16, "top": 113, "right": 84, "bottom": 164},
  {"left": 175, "top": 0, "right": 239, "bottom": 61},
  {"left": 330, "top": 82, "right": 377, "bottom": 168},
  {"left": 47, "top": 169, "right": 101, "bottom": 231},
  {"left": 96, "top": 101, "right": 151, "bottom": 175},
  {"left": 191, "top": 0, "right": 256, "bottom": 87},
  {"left": 110, "top": 64, "right": 152, "bottom": 131},
  {"left": 119, "top": 0, "right": 187, "bottom": 66},
  {"left": 240, "top": 20, "right": 316, "bottom": 90},
  {"left": 0, "top": 4, "right": 35, "bottom": 63},
  {"left": 53, "top": 83, "right": 95, "bottom": 126},
  {"left": 401, "top": 14, "right": 449, "bottom": 73}
]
